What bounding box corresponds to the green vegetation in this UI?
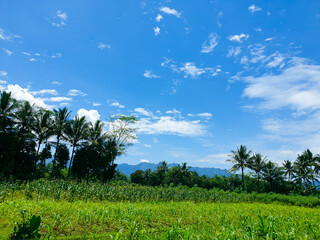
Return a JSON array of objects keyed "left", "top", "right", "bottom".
[{"left": 1, "top": 181, "right": 320, "bottom": 239}]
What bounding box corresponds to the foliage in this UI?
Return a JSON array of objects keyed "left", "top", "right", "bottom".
[{"left": 10, "top": 210, "right": 41, "bottom": 240}]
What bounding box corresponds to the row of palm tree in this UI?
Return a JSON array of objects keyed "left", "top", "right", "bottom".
[
  {"left": 227, "top": 145, "right": 320, "bottom": 193},
  {"left": 0, "top": 91, "right": 136, "bottom": 179}
]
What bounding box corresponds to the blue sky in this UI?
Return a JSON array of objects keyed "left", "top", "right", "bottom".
[{"left": 1, "top": 0, "right": 320, "bottom": 168}]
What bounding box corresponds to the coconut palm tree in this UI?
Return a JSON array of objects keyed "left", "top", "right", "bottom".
[
  {"left": 14, "top": 101, "right": 36, "bottom": 135},
  {"left": 227, "top": 145, "right": 252, "bottom": 188},
  {"left": 64, "top": 116, "right": 88, "bottom": 177},
  {"left": 248, "top": 153, "right": 267, "bottom": 192},
  {"left": 283, "top": 160, "right": 294, "bottom": 182},
  {"left": 294, "top": 149, "right": 317, "bottom": 188},
  {"left": 88, "top": 120, "right": 107, "bottom": 145},
  {"left": 0, "top": 91, "right": 17, "bottom": 132},
  {"left": 33, "top": 109, "right": 54, "bottom": 157},
  {"left": 52, "top": 107, "right": 71, "bottom": 169},
  {"left": 262, "top": 161, "right": 284, "bottom": 192},
  {"left": 156, "top": 161, "right": 169, "bottom": 184}
]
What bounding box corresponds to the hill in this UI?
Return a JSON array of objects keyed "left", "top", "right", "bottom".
[{"left": 116, "top": 162, "right": 229, "bottom": 177}]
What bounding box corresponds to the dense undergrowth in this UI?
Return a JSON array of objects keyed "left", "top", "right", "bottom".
[{"left": 1, "top": 180, "right": 320, "bottom": 208}]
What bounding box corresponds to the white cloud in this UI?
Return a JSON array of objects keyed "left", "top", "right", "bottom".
[
  {"left": 29, "top": 58, "right": 36, "bottom": 62},
  {"left": 93, "top": 102, "right": 102, "bottom": 106},
  {"left": 140, "top": 159, "right": 150, "bottom": 163},
  {"left": 144, "top": 70, "right": 160, "bottom": 78},
  {"left": 46, "top": 97, "right": 72, "bottom": 102},
  {"left": 201, "top": 33, "right": 219, "bottom": 53},
  {"left": 135, "top": 116, "right": 206, "bottom": 136},
  {"left": 0, "top": 80, "right": 7, "bottom": 84},
  {"left": 0, "top": 28, "right": 20, "bottom": 42},
  {"left": 111, "top": 102, "right": 125, "bottom": 108},
  {"left": 51, "top": 53, "right": 62, "bottom": 58},
  {"left": 3, "top": 48, "right": 13, "bottom": 56},
  {"left": 152, "top": 137, "right": 159, "bottom": 143},
  {"left": 22, "top": 52, "right": 31, "bottom": 56},
  {"left": 144, "top": 144, "right": 152, "bottom": 148},
  {"left": 227, "top": 47, "right": 242, "bottom": 58},
  {"left": 166, "top": 109, "right": 181, "bottom": 115},
  {"left": 266, "top": 53, "right": 285, "bottom": 68},
  {"left": 52, "top": 81, "right": 61, "bottom": 85},
  {"left": 98, "top": 42, "right": 111, "bottom": 49},
  {"left": 254, "top": 28, "right": 262, "bottom": 32},
  {"left": 265, "top": 37, "right": 274, "bottom": 42},
  {"left": 67, "top": 89, "right": 87, "bottom": 96},
  {"left": 155, "top": 14, "right": 163, "bottom": 22},
  {"left": 31, "top": 89, "right": 58, "bottom": 96},
  {"left": 159, "top": 7, "right": 181, "bottom": 18},
  {"left": 180, "top": 62, "right": 205, "bottom": 78},
  {"left": 0, "top": 71, "right": 8, "bottom": 76},
  {"left": 6, "top": 84, "right": 49, "bottom": 108},
  {"left": 154, "top": 26, "right": 160, "bottom": 36},
  {"left": 228, "top": 33, "right": 249, "bottom": 43},
  {"left": 134, "top": 108, "right": 153, "bottom": 116},
  {"left": 197, "top": 113, "right": 212, "bottom": 119},
  {"left": 248, "top": 5, "right": 262, "bottom": 13},
  {"left": 243, "top": 58, "right": 320, "bottom": 111},
  {"left": 77, "top": 109, "right": 100, "bottom": 123},
  {"left": 52, "top": 10, "right": 67, "bottom": 28}
]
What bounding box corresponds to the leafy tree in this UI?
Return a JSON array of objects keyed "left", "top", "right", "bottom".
[
  {"left": 262, "top": 161, "right": 284, "bottom": 192},
  {"left": 64, "top": 116, "right": 88, "bottom": 177},
  {"left": 227, "top": 145, "right": 252, "bottom": 188},
  {"left": 0, "top": 91, "right": 17, "bottom": 132},
  {"left": 33, "top": 109, "right": 53, "bottom": 157},
  {"left": 156, "top": 161, "right": 169, "bottom": 185},
  {"left": 248, "top": 153, "right": 267, "bottom": 192},
  {"left": 131, "top": 170, "right": 145, "bottom": 185},
  {"left": 52, "top": 107, "right": 71, "bottom": 174},
  {"left": 283, "top": 160, "right": 294, "bottom": 182},
  {"left": 15, "top": 101, "right": 36, "bottom": 136},
  {"left": 88, "top": 120, "right": 107, "bottom": 145}
]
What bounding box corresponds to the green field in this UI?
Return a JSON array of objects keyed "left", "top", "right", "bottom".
[{"left": 1, "top": 181, "right": 320, "bottom": 239}]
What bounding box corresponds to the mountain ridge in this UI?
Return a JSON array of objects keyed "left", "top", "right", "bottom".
[{"left": 116, "top": 162, "right": 229, "bottom": 177}]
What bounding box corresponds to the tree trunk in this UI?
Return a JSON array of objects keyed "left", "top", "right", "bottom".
[
  {"left": 67, "top": 144, "right": 75, "bottom": 178},
  {"left": 53, "top": 136, "right": 60, "bottom": 174},
  {"left": 241, "top": 167, "right": 245, "bottom": 189},
  {"left": 257, "top": 172, "right": 260, "bottom": 193}
]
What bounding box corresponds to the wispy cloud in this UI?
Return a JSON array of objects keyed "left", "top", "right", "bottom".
[
  {"left": 201, "top": 33, "right": 219, "bottom": 53},
  {"left": 31, "top": 89, "right": 58, "bottom": 96},
  {"left": 154, "top": 26, "right": 160, "bottom": 36},
  {"left": 0, "top": 28, "right": 20, "bottom": 42},
  {"left": 92, "top": 102, "right": 102, "bottom": 106},
  {"left": 155, "top": 14, "right": 163, "bottom": 22},
  {"left": 0, "top": 71, "right": 8, "bottom": 76},
  {"left": 134, "top": 107, "right": 153, "bottom": 116},
  {"left": 144, "top": 70, "right": 160, "bottom": 78},
  {"left": 97, "top": 42, "right": 111, "bottom": 50},
  {"left": 51, "top": 53, "right": 62, "bottom": 58},
  {"left": 228, "top": 33, "right": 249, "bottom": 43},
  {"left": 67, "top": 89, "right": 87, "bottom": 96},
  {"left": 111, "top": 102, "right": 125, "bottom": 108},
  {"left": 159, "top": 7, "right": 181, "bottom": 18},
  {"left": 2, "top": 48, "right": 13, "bottom": 56},
  {"left": 248, "top": 5, "right": 262, "bottom": 13},
  {"left": 45, "top": 96, "right": 72, "bottom": 102},
  {"left": 52, "top": 81, "right": 61, "bottom": 85},
  {"left": 52, "top": 10, "right": 67, "bottom": 28}
]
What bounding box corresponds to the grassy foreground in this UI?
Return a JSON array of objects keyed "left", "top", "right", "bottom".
[
  {"left": 1, "top": 180, "right": 320, "bottom": 239},
  {"left": 1, "top": 199, "right": 320, "bottom": 239}
]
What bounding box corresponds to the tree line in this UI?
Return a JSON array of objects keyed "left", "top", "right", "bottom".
[
  {"left": 0, "top": 91, "right": 137, "bottom": 181},
  {"left": 129, "top": 146, "right": 320, "bottom": 195}
]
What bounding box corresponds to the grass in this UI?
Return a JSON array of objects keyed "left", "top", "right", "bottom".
[{"left": 1, "top": 180, "right": 320, "bottom": 239}]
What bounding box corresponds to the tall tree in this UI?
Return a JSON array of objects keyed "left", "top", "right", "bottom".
[
  {"left": 283, "top": 160, "right": 294, "bottom": 182},
  {"left": 64, "top": 116, "right": 88, "bottom": 177},
  {"left": 53, "top": 108, "right": 71, "bottom": 172},
  {"left": 33, "top": 109, "right": 53, "bottom": 157},
  {"left": 88, "top": 120, "right": 107, "bottom": 145},
  {"left": 262, "top": 161, "right": 284, "bottom": 192},
  {"left": 227, "top": 145, "right": 252, "bottom": 188},
  {"left": 156, "top": 161, "right": 169, "bottom": 185},
  {"left": 14, "top": 101, "right": 36, "bottom": 135},
  {"left": 0, "top": 91, "right": 17, "bottom": 132},
  {"left": 248, "top": 153, "right": 267, "bottom": 192}
]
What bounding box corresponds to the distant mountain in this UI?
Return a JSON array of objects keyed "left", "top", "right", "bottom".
[{"left": 116, "top": 162, "right": 229, "bottom": 178}]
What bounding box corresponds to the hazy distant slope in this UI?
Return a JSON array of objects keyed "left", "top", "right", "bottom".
[{"left": 116, "top": 162, "right": 229, "bottom": 177}]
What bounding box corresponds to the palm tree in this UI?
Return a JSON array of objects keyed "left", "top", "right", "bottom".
[
  {"left": 248, "top": 153, "right": 267, "bottom": 192},
  {"left": 156, "top": 161, "right": 169, "bottom": 184},
  {"left": 227, "top": 145, "right": 252, "bottom": 188},
  {"left": 262, "top": 161, "right": 284, "bottom": 192},
  {"left": 53, "top": 107, "right": 71, "bottom": 169},
  {"left": 64, "top": 116, "right": 88, "bottom": 177},
  {"left": 294, "top": 149, "right": 317, "bottom": 188},
  {"left": 14, "top": 101, "right": 36, "bottom": 135},
  {"left": 283, "top": 160, "right": 294, "bottom": 182},
  {"left": 88, "top": 120, "right": 107, "bottom": 145},
  {"left": 0, "top": 91, "right": 17, "bottom": 132},
  {"left": 33, "top": 109, "right": 53, "bottom": 157}
]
